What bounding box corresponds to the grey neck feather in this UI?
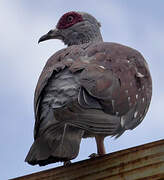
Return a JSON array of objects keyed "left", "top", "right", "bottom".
[
  {"left": 61, "top": 15, "right": 103, "bottom": 46},
  {"left": 63, "top": 28, "right": 103, "bottom": 46}
]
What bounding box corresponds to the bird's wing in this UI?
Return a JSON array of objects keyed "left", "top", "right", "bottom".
[
  {"left": 34, "top": 49, "right": 70, "bottom": 138},
  {"left": 33, "top": 43, "right": 91, "bottom": 139},
  {"left": 67, "top": 42, "right": 152, "bottom": 136}
]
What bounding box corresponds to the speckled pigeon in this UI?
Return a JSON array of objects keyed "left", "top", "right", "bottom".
[{"left": 25, "top": 11, "right": 152, "bottom": 166}]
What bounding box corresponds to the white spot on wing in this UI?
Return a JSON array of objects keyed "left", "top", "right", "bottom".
[
  {"left": 136, "top": 72, "right": 144, "bottom": 78},
  {"left": 134, "top": 111, "right": 138, "bottom": 118},
  {"left": 99, "top": 65, "right": 105, "bottom": 69},
  {"left": 125, "top": 90, "right": 128, "bottom": 94},
  {"left": 121, "top": 116, "right": 125, "bottom": 127},
  {"left": 136, "top": 94, "right": 138, "bottom": 99},
  {"left": 142, "top": 98, "right": 145, "bottom": 102},
  {"left": 128, "top": 97, "right": 131, "bottom": 101}
]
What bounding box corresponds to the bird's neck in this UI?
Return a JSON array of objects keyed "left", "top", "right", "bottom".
[{"left": 65, "top": 30, "right": 103, "bottom": 46}]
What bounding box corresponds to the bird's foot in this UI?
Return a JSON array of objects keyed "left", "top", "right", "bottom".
[
  {"left": 64, "top": 160, "right": 71, "bottom": 167},
  {"left": 88, "top": 153, "right": 99, "bottom": 159}
]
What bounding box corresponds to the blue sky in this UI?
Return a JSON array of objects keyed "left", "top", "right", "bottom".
[{"left": 1, "top": 1, "right": 164, "bottom": 179}]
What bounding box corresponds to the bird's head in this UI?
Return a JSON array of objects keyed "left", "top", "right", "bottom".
[{"left": 38, "top": 11, "right": 103, "bottom": 46}]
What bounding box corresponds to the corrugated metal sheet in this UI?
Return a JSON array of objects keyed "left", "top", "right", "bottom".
[{"left": 12, "top": 139, "right": 164, "bottom": 180}]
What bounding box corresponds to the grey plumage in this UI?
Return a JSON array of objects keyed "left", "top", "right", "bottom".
[{"left": 25, "top": 12, "right": 152, "bottom": 166}]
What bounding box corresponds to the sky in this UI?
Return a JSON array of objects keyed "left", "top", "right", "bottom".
[{"left": 1, "top": 0, "right": 164, "bottom": 179}]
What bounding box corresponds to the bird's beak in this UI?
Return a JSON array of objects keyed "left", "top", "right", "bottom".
[{"left": 38, "top": 28, "right": 62, "bottom": 43}]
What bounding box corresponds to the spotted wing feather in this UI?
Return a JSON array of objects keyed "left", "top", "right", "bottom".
[{"left": 69, "top": 42, "right": 152, "bottom": 136}]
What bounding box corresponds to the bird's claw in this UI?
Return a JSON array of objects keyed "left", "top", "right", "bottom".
[
  {"left": 88, "top": 153, "right": 99, "bottom": 158},
  {"left": 64, "top": 160, "right": 71, "bottom": 167}
]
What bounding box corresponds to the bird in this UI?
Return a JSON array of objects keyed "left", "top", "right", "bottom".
[{"left": 25, "top": 11, "right": 152, "bottom": 166}]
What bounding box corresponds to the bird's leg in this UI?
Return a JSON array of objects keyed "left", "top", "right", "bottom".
[
  {"left": 89, "top": 136, "right": 106, "bottom": 158},
  {"left": 95, "top": 135, "right": 106, "bottom": 155}
]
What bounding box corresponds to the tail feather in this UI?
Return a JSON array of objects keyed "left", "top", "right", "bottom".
[{"left": 25, "top": 124, "right": 84, "bottom": 166}]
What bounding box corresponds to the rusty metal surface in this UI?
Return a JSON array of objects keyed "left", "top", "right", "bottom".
[{"left": 12, "top": 139, "right": 164, "bottom": 180}]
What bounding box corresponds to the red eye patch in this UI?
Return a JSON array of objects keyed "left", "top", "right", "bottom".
[{"left": 57, "top": 11, "right": 83, "bottom": 29}]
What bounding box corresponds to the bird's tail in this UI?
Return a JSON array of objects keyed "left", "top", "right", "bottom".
[{"left": 25, "top": 124, "right": 84, "bottom": 166}]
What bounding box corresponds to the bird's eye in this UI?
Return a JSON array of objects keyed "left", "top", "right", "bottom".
[{"left": 67, "top": 15, "right": 74, "bottom": 23}]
